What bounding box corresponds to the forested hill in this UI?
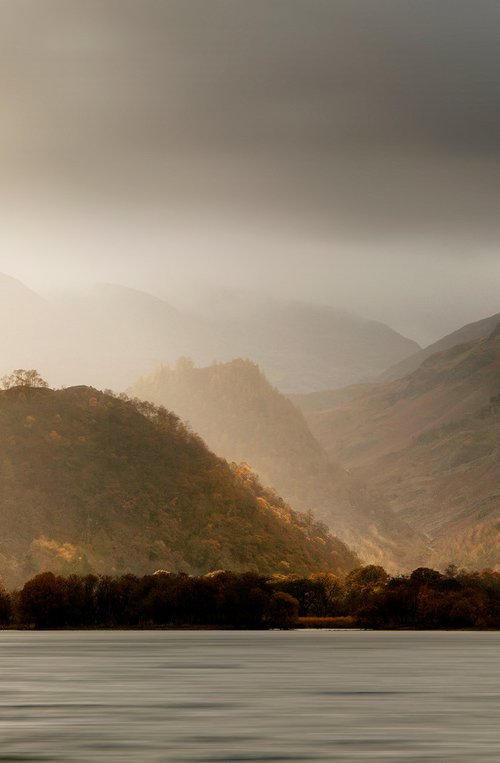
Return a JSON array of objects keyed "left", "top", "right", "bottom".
[
  {"left": 0, "top": 384, "right": 358, "bottom": 588},
  {"left": 132, "top": 360, "right": 429, "bottom": 571}
]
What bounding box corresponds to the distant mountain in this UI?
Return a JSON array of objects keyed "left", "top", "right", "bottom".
[
  {"left": 0, "top": 273, "right": 419, "bottom": 393},
  {"left": 0, "top": 276, "right": 191, "bottom": 390},
  {"left": 298, "top": 324, "right": 500, "bottom": 468},
  {"left": 46, "top": 283, "right": 190, "bottom": 389},
  {"left": 0, "top": 384, "right": 358, "bottom": 588},
  {"left": 187, "top": 293, "right": 421, "bottom": 392},
  {"left": 132, "top": 359, "right": 429, "bottom": 571},
  {"left": 295, "top": 324, "right": 500, "bottom": 569},
  {"left": 0, "top": 274, "right": 52, "bottom": 372},
  {"left": 0, "top": 272, "right": 45, "bottom": 311},
  {"left": 381, "top": 310, "right": 500, "bottom": 381}
]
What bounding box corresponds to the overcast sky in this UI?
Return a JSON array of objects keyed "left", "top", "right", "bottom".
[{"left": 1, "top": 0, "right": 500, "bottom": 343}]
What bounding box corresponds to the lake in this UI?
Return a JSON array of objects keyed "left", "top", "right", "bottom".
[{"left": 0, "top": 630, "right": 499, "bottom": 761}]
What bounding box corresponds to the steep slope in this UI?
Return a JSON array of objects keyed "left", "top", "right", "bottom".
[
  {"left": 300, "top": 326, "right": 500, "bottom": 469},
  {"left": 295, "top": 325, "right": 500, "bottom": 570},
  {"left": 131, "top": 360, "right": 429, "bottom": 571},
  {"left": 0, "top": 385, "right": 358, "bottom": 588},
  {"left": 362, "top": 397, "right": 500, "bottom": 570},
  {"left": 381, "top": 310, "right": 500, "bottom": 381}
]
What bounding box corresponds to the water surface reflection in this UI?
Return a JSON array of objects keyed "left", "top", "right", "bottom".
[{"left": 0, "top": 630, "right": 499, "bottom": 761}]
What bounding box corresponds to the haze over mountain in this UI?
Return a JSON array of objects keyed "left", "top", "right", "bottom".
[
  {"left": 0, "top": 273, "right": 419, "bottom": 393},
  {"left": 294, "top": 320, "right": 500, "bottom": 570},
  {"left": 0, "top": 273, "right": 52, "bottom": 371},
  {"left": 132, "top": 359, "right": 429, "bottom": 571},
  {"left": 382, "top": 311, "right": 500, "bottom": 381},
  {"left": 4, "top": 2, "right": 500, "bottom": 347},
  {"left": 188, "top": 292, "right": 420, "bottom": 391},
  {"left": 0, "top": 383, "right": 357, "bottom": 588}
]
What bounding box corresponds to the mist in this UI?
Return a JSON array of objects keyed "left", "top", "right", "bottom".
[{"left": 1, "top": 0, "right": 500, "bottom": 344}]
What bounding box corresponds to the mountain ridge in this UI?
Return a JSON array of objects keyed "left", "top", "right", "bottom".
[
  {"left": 0, "top": 272, "right": 420, "bottom": 393},
  {"left": 381, "top": 310, "right": 500, "bottom": 381}
]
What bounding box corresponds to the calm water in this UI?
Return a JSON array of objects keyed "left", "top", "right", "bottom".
[{"left": 0, "top": 630, "right": 499, "bottom": 762}]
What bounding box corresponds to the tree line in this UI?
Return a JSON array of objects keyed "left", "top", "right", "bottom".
[{"left": 0, "top": 565, "right": 499, "bottom": 629}]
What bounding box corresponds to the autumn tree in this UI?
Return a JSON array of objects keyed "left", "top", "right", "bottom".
[
  {"left": 1, "top": 369, "right": 49, "bottom": 390},
  {"left": 343, "top": 565, "right": 389, "bottom": 617}
]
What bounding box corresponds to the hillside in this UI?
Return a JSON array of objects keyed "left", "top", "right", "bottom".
[
  {"left": 132, "top": 359, "right": 429, "bottom": 571},
  {"left": 295, "top": 325, "right": 500, "bottom": 570},
  {"left": 381, "top": 310, "right": 500, "bottom": 381},
  {"left": 0, "top": 274, "right": 419, "bottom": 393},
  {"left": 362, "top": 397, "right": 500, "bottom": 570},
  {"left": 0, "top": 384, "right": 358, "bottom": 588},
  {"left": 298, "top": 324, "right": 500, "bottom": 468}
]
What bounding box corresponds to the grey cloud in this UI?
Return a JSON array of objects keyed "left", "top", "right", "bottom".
[
  {"left": 3, "top": 3, "right": 500, "bottom": 170},
  {"left": 2, "top": 1, "right": 500, "bottom": 211},
  {"left": 1, "top": 0, "right": 499, "bottom": 343}
]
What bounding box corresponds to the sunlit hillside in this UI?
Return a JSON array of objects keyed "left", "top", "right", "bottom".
[
  {"left": 132, "top": 359, "right": 429, "bottom": 571},
  {"left": 0, "top": 383, "right": 358, "bottom": 588},
  {"left": 295, "top": 321, "right": 500, "bottom": 569}
]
